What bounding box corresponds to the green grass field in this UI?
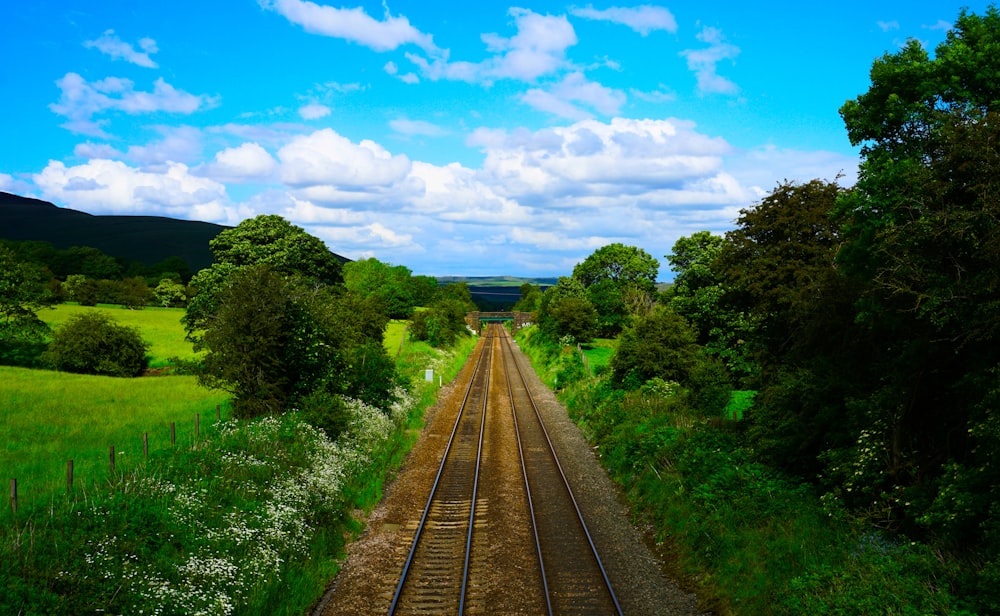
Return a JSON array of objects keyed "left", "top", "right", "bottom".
[
  {"left": 39, "top": 304, "right": 199, "bottom": 367},
  {"left": 581, "top": 338, "right": 617, "bottom": 373},
  {"left": 384, "top": 319, "right": 408, "bottom": 356},
  {"left": 0, "top": 366, "right": 229, "bottom": 513},
  {"left": 3, "top": 304, "right": 224, "bottom": 515}
]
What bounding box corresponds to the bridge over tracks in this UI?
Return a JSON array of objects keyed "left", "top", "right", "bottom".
[{"left": 465, "top": 311, "right": 533, "bottom": 333}]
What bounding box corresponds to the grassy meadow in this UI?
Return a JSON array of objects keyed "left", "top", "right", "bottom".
[
  {"left": 38, "top": 303, "right": 199, "bottom": 366},
  {"left": 2, "top": 301, "right": 479, "bottom": 615},
  {"left": 0, "top": 367, "right": 229, "bottom": 514},
  {"left": 2, "top": 304, "right": 225, "bottom": 515}
]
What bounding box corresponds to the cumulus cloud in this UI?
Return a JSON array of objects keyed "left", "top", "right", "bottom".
[
  {"left": 877, "top": 20, "right": 900, "bottom": 32},
  {"left": 84, "top": 30, "right": 159, "bottom": 68},
  {"left": 470, "top": 118, "right": 739, "bottom": 206},
  {"left": 50, "top": 72, "right": 218, "bottom": 137},
  {"left": 680, "top": 26, "right": 740, "bottom": 95},
  {"left": 261, "top": 0, "right": 440, "bottom": 54},
  {"left": 407, "top": 8, "right": 577, "bottom": 84},
  {"left": 570, "top": 5, "right": 677, "bottom": 36},
  {"left": 196, "top": 142, "right": 277, "bottom": 182},
  {"left": 33, "top": 159, "right": 234, "bottom": 222},
  {"left": 0, "top": 173, "right": 12, "bottom": 191},
  {"left": 522, "top": 72, "right": 626, "bottom": 119},
  {"left": 277, "top": 128, "right": 413, "bottom": 192}
]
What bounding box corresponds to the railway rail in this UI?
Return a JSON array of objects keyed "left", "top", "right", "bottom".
[{"left": 388, "top": 324, "right": 622, "bottom": 615}]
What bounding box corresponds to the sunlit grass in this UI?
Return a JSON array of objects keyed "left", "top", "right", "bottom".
[
  {"left": 384, "top": 319, "right": 408, "bottom": 356},
  {"left": 39, "top": 304, "right": 199, "bottom": 366},
  {"left": 0, "top": 366, "right": 228, "bottom": 514}
]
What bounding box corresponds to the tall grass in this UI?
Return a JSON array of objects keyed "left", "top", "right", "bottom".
[
  {"left": 1, "top": 313, "right": 479, "bottom": 615},
  {"left": 0, "top": 366, "right": 228, "bottom": 516}
]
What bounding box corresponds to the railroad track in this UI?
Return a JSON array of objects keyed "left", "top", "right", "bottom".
[{"left": 389, "top": 324, "right": 622, "bottom": 615}]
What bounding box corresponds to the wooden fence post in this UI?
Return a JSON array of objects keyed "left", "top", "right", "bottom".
[
  {"left": 170, "top": 422, "right": 176, "bottom": 446},
  {"left": 195, "top": 413, "right": 200, "bottom": 440},
  {"left": 216, "top": 404, "right": 221, "bottom": 421},
  {"left": 109, "top": 445, "right": 115, "bottom": 474},
  {"left": 67, "top": 460, "right": 74, "bottom": 495}
]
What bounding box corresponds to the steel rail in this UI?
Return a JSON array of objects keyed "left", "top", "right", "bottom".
[
  {"left": 500, "top": 328, "right": 624, "bottom": 616},
  {"left": 499, "top": 329, "right": 554, "bottom": 616},
  {"left": 387, "top": 326, "right": 495, "bottom": 615}
]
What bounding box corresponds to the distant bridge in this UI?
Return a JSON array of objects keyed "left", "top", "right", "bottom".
[{"left": 466, "top": 311, "right": 533, "bottom": 333}]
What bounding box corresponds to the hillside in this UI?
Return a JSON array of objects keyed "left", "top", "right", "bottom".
[{"left": 0, "top": 192, "right": 230, "bottom": 271}]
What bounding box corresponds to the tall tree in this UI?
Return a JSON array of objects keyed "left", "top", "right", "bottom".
[
  {"left": 834, "top": 6, "right": 1000, "bottom": 536},
  {"left": 0, "top": 246, "right": 51, "bottom": 365},
  {"left": 572, "top": 243, "right": 659, "bottom": 335},
  {"left": 342, "top": 257, "right": 415, "bottom": 319}
]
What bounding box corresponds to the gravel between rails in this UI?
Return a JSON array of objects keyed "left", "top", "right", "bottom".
[{"left": 311, "top": 334, "right": 706, "bottom": 615}]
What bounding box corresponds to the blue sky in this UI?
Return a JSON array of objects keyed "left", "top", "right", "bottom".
[{"left": 0, "top": 1, "right": 988, "bottom": 278}]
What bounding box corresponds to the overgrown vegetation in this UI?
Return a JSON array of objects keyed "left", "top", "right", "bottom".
[
  {"left": 42, "top": 312, "right": 150, "bottom": 377},
  {"left": 1, "top": 292, "right": 477, "bottom": 616},
  {"left": 510, "top": 9, "right": 1000, "bottom": 612}
]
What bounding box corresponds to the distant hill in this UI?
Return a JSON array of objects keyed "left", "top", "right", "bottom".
[
  {"left": 0, "top": 192, "right": 227, "bottom": 272},
  {"left": 436, "top": 275, "right": 557, "bottom": 310}
]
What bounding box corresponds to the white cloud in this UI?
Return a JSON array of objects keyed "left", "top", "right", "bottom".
[
  {"left": 84, "top": 30, "right": 159, "bottom": 68},
  {"left": 924, "top": 19, "right": 951, "bottom": 31},
  {"left": 471, "top": 118, "right": 738, "bottom": 206},
  {"left": 33, "top": 159, "right": 234, "bottom": 222},
  {"left": 196, "top": 142, "right": 277, "bottom": 182},
  {"left": 50, "top": 73, "right": 218, "bottom": 137},
  {"left": 570, "top": 5, "right": 677, "bottom": 36},
  {"left": 522, "top": 72, "right": 626, "bottom": 119},
  {"left": 277, "top": 128, "right": 412, "bottom": 190},
  {"left": 407, "top": 8, "right": 577, "bottom": 84},
  {"left": 390, "top": 118, "right": 449, "bottom": 137},
  {"left": 877, "top": 20, "right": 900, "bottom": 32},
  {"left": 631, "top": 84, "right": 676, "bottom": 103},
  {"left": 680, "top": 26, "right": 740, "bottom": 95},
  {"left": 299, "top": 103, "right": 331, "bottom": 119},
  {"left": 261, "top": 0, "right": 440, "bottom": 54},
  {"left": 0, "top": 173, "right": 14, "bottom": 191}
]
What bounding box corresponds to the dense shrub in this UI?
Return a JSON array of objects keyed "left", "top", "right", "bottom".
[
  {"left": 43, "top": 312, "right": 150, "bottom": 377},
  {"left": 409, "top": 299, "right": 469, "bottom": 347}
]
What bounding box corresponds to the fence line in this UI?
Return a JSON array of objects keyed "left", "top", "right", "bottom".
[{"left": 7, "top": 403, "right": 227, "bottom": 517}]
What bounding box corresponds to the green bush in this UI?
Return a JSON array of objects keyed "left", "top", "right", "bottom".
[
  {"left": 42, "top": 312, "right": 150, "bottom": 377},
  {"left": 298, "top": 389, "right": 352, "bottom": 441}
]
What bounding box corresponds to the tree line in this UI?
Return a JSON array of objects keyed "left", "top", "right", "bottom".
[{"left": 516, "top": 8, "right": 1000, "bottom": 604}]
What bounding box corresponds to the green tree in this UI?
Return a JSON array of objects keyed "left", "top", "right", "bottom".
[
  {"left": 207, "top": 215, "right": 343, "bottom": 285},
  {"left": 43, "top": 312, "right": 149, "bottom": 377},
  {"left": 198, "top": 265, "right": 294, "bottom": 416},
  {"left": 717, "top": 179, "right": 865, "bottom": 477},
  {"left": 666, "top": 232, "right": 754, "bottom": 381},
  {"left": 410, "top": 299, "right": 469, "bottom": 347},
  {"left": 185, "top": 215, "right": 342, "bottom": 340},
  {"left": 572, "top": 243, "right": 659, "bottom": 335},
  {"left": 342, "top": 257, "right": 416, "bottom": 319},
  {"left": 610, "top": 307, "right": 731, "bottom": 413},
  {"left": 544, "top": 296, "right": 597, "bottom": 343},
  {"left": 512, "top": 282, "right": 543, "bottom": 313},
  {"left": 0, "top": 246, "right": 51, "bottom": 365},
  {"left": 832, "top": 6, "right": 1000, "bottom": 538}
]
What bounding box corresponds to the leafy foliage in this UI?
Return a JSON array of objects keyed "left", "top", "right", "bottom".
[
  {"left": 342, "top": 257, "right": 417, "bottom": 319},
  {"left": 410, "top": 299, "right": 469, "bottom": 347},
  {"left": 0, "top": 246, "right": 51, "bottom": 365},
  {"left": 572, "top": 243, "right": 659, "bottom": 335},
  {"left": 43, "top": 312, "right": 150, "bottom": 377}
]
